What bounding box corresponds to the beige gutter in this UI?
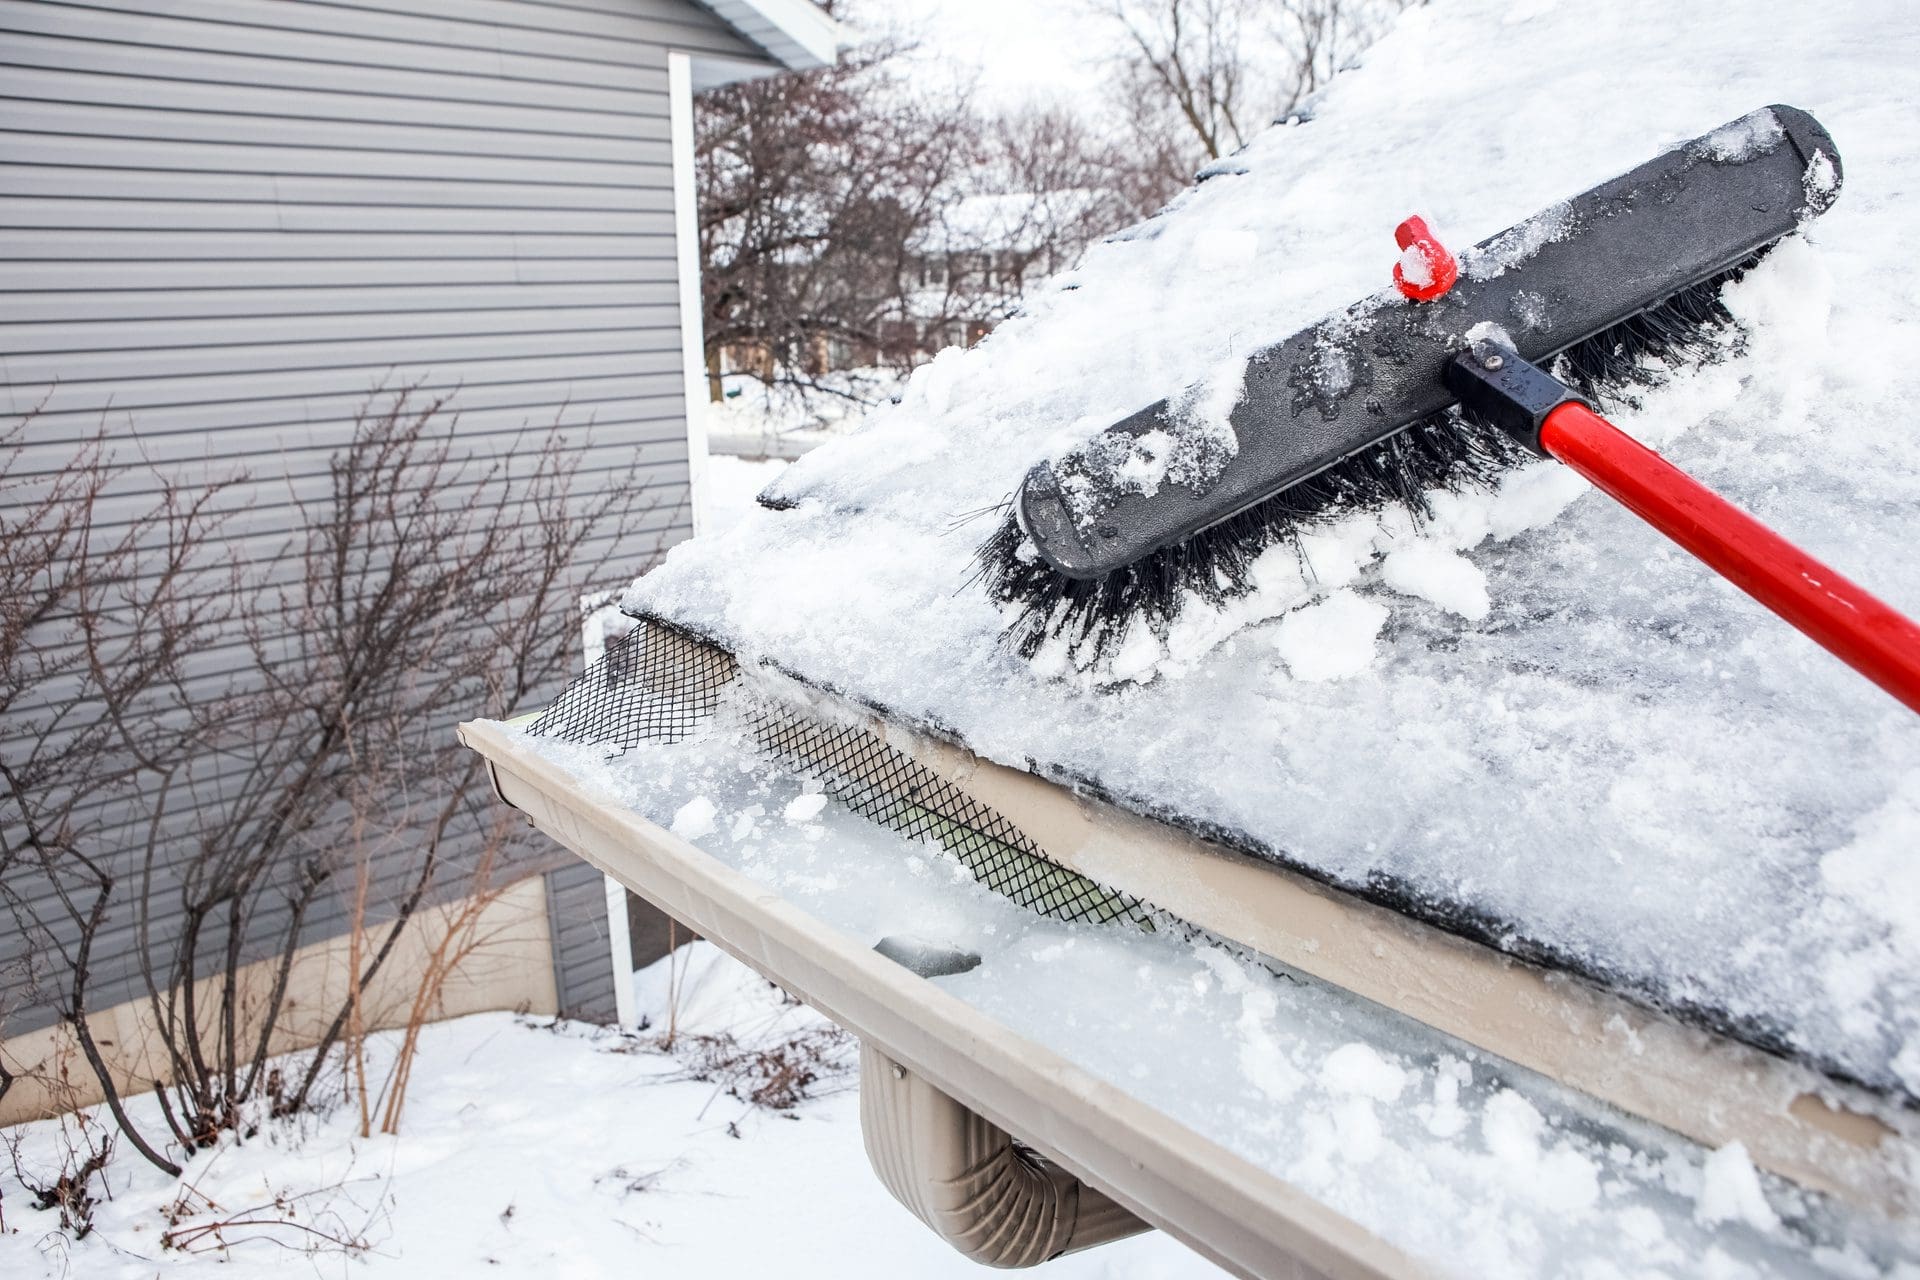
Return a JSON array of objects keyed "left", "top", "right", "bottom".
[
  {"left": 860, "top": 1042, "right": 1153, "bottom": 1266},
  {"left": 869, "top": 716, "right": 1917, "bottom": 1219},
  {"left": 459, "top": 717, "right": 1422, "bottom": 1280}
]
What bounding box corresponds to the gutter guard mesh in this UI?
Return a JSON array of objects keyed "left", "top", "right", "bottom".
[{"left": 529, "top": 619, "right": 1154, "bottom": 932}]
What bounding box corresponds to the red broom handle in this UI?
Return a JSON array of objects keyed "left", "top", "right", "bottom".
[{"left": 1539, "top": 402, "right": 1920, "bottom": 715}]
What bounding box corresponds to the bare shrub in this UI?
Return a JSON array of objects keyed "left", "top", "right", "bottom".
[
  {"left": 1, "top": 389, "right": 676, "bottom": 1177},
  {"left": 2, "top": 1039, "right": 117, "bottom": 1240},
  {"left": 672, "top": 1023, "right": 854, "bottom": 1113},
  {"left": 659, "top": 974, "right": 856, "bottom": 1115},
  {"left": 0, "top": 411, "right": 236, "bottom": 1173},
  {"left": 158, "top": 1156, "right": 381, "bottom": 1259},
  {"left": 12, "top": 1134, "right": 111, "bottom": 1241},
  {"left": 339, "top": 809, "right": 521, "bottom": 1137}
]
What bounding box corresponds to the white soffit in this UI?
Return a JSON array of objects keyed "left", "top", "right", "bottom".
[{"left": 697, "top": 0, "right": 842, "bottom": 85}]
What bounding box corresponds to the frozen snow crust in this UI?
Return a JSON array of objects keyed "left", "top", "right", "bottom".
[{"left": 628, "top": 0, "right": 1920, "bottom": 1102}]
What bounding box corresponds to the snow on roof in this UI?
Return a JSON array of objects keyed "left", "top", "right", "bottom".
[{"left": 630, "top": 0, "right": 1920, "bottom": 1102}]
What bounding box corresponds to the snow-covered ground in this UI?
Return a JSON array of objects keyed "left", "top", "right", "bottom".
[
  {"left": 0, "top": 945, "right": 1221, "bottom": 1279},
  {"left": 704, "top": 370, "right": 904, "bottom": 457}
]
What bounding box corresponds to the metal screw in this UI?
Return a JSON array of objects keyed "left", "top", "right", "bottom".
[
  {"left": 891, "top": 1062, "right": 906, "bottom": 1080},
  {"left": 1482, "top": 352, "right": 1505, "bottom": 370}
]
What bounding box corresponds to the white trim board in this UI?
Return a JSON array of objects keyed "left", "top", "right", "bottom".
[{"left": 667, "top": 51, "right": 712, "bottom": 536}]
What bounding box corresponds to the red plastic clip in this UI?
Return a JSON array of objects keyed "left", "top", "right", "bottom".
[{"left": 1393, "top": 215, "right": 1458, "bottom": 302}]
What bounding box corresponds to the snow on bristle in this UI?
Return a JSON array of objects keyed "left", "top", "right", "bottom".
[
  {"left": 977, "top": 411, "right": 1530, "bottom": 662},
  {"left": 979, "top": 253, "right": 1762, "bottom": 666}
]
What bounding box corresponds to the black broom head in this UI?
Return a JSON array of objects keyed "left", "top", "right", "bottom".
[
  {"left": 973, "top": 106, "right": 1841, "bottom": 671},
  {"left": 974, "top": 256, "right": 1758, "bottom": 665}
]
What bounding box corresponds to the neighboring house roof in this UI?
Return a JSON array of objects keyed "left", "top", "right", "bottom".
[
  {"left": 697, "top": 0, "right": 842, "bottom": 76},
  {"left": 624, "top": 0, "right": 1920, "bottom": 1104}
]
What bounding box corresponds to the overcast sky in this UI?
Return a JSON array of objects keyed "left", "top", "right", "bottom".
[{"left": 868, "top": 0, "right": 1119, "bottom": 114}]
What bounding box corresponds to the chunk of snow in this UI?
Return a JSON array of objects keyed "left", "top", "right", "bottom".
[
  {"left": 1464, "top": 319, "right": 1516, "bottom": 351},
  {"left": 1481, "top": 1088, "right": 1547, "bottom": 1164},
  {"left": 1106, "top": 618, "right": 1168, "bottom": 685},
  {"left": 1508, "top": 289, "right": 1551, "bottom": 331},
  {"left": 1480, "top": 1090, "right": 1601, "bottom": 1217},
  {"left": 1319, "top": 1042, "right": 1408, "bottom": 1102},
  {"left": 1805, "top": 149, "right": 1840, "bottom": 202},
  {"left": 1164, "top": 353, "right": 1249, "bottom": 484},
  {"left": 1396, "top": 242, "right": 1435, "bottom": 288},
  {"left": 1693, "top": 1142, "right": 1780, "bottom": 1233},
  {"left": 1198, "top": 946, "right": 1308, "bottom": 1102},
  {"left": 1425, "top": 1058, "right": 1470, "bottom": 1139},
  {"left": 783, "top": 792, "right": 828, "bottom": 824},
  {"left": 1304, "top": 332, "right": 1356, "bottom": 397},
  {"left": 1694, "top": 107, "right": 1784, "bottom": 162},
  {"left": 1271, "top": 591, "right": 1387, "bottom": 681},
  {"left": 1114, "top": 428, "right": 1175, "bottom": 494},
  {"left": 1380, "top": 544, "right": 1491, "bottom": 620},
  {"left": 910, "top": 345, "right": 967, "bottom": 418},
  {"left": 1485, "top": 463, "right": 1588, "bottom": 539},
  {"left": 670, "top": 795, "right": 717, "bottom": 840},
  {"left": 1333, "top": 1097, "right": 1386, "bottom": 1163},
  {"left": 1461, "top": 200, "right": 1575, "bottom": 282}
]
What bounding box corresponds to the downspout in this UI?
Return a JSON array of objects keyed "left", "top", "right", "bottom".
[{"left": 860, "top": 1043, "right": 1151, "bottom": 1267}]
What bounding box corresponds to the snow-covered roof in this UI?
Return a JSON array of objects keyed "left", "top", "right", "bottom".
[{"left": 630, "top": 0, "right": 1920, "bottom": 1103}]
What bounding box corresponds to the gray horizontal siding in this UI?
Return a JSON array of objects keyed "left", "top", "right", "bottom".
[
  {"left": 12, "top": 376, "right": 688, "bottom": 449},
  {"left": 5, "top": 350, "right": 687, "bottom": 420},
  {"left": 1, "top": 280, "right": 682, "bottom": 322},
  {"left": 8, "top": 421, "right": 690, "bottom": 483},
  {"left": 544, "top": 858, "right": 619, "bottom": 1023},
  {"left": 2, "top": 100, "right": 675, "bottom": 164},
  {"left": 3, "top": 322, "right": 684, "bottom": 386},
  {"left": 0, "top": 0, "right": 753, "bottom": 87},
  {"left": 0, "top": 0, "right": 774, "bottom": 1039},
  {"left": 5, "top": 402, "right": 698, "bottom": 474},
  {"left": 0, "top": 63, "right": 670, "bottom": 134},
  {"left": 0, "top": 200, "right": 675, "bottom": 233},
  {"left": 0, "top": 29, "right": 670, "bottom": 109},
  {"left": 0, "top": 256, "right": 681, "bottom": 291}
]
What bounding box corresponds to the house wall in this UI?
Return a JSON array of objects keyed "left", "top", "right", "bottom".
[
  {"left": 0, "top": 0, "right": 776, "bottom": 1045},
  {"left": 0, "top": 873, "right": 559, "bottom": 1127}
]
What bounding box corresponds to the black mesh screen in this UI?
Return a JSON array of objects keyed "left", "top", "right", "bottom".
[
  {"left": 529, "top": 619, "right": 1154, "bottom": 931},
  {"left": 530, "top": 621, "right": 737, "bottom": 749}
]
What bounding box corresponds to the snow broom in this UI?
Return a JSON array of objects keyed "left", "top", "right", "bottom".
[{"left": 978, "top": 105, "right": 1920, "bottom": 713}]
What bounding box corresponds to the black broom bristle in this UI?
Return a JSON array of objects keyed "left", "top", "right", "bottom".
[{"left": 977, "top": 254, "right": 1760, "bottom": 664}]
